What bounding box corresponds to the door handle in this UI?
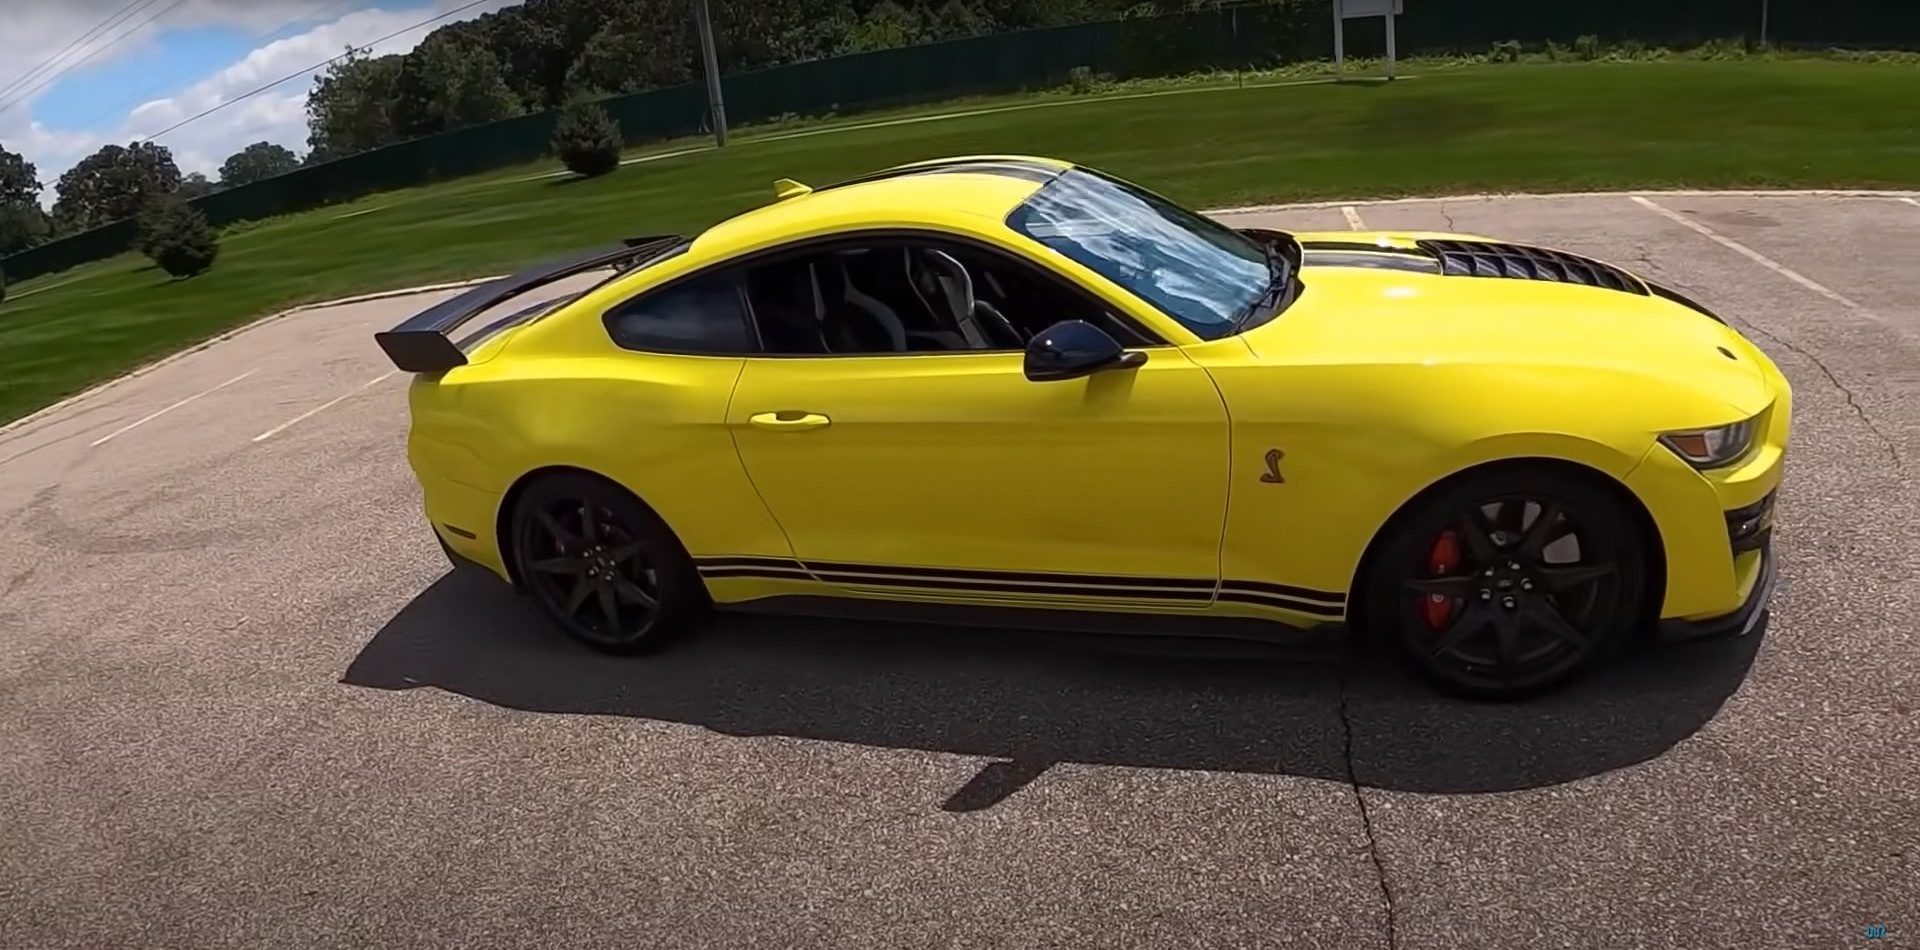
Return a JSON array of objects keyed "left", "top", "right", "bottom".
[{"left": 748, "top": 411, "right": 832, "bottom": 431}]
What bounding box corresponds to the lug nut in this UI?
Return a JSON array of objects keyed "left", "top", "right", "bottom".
[
  {"left": 1521, "top": 579, "right": 1534, "bottom": 591},
  {"left": 1479, "top": 589, "right": 1492, "bottom": 601},
  {"left": 1501, "top": 596, "right": 1517, "bottom": 609}
]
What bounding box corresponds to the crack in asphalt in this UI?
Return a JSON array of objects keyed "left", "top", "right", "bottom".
[
  {"left": 1726, "top": 317, "right": 1901, "bottom": 466},
  {"left": 1436, "top": 201, "right": 1458, "bottom": 232},
  {"left": 2, "top": 563, "right": 36, "bottom": 601},
  {"left": 1336, "top": 659, "right": 1400, "bottom": 950},
  {"left": 1635, "top": 250, "right": 1903, "bottom": 468}
]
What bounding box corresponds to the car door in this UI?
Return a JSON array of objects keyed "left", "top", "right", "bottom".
[{"left": 723, "top": 234, "right": 1230, "bottom": 606}]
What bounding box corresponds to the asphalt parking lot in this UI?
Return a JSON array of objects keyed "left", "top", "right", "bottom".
[{"left": 1, "top": 192, "right": 1915, "bottom": 949}]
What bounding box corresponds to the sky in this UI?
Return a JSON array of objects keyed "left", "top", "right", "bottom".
[{"left": 0, "top": 0, "right": 523, "bottom": 204}]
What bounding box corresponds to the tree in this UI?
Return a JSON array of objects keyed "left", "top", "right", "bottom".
[
  {"left": 218, "top": 142, "right": 300, "bottom": 188},
  {"left": 0, "top": 202, "right": 51, "bottom": 255},
  {"left": 846, "top": 1, "right": 925, "bottom": 51},
  {"left": 565, "top": 10, "right": 693, "bottom": 97},
  {"left": 480, "top": 16, "right": 572, "bottom": 109},
  {"left": 550, "top": 99, "right": 623, "bottom": 176},
  {"left": 926, "top": 0, "right": 997, "bottom": 39},
  {"left": 176, "top": 173, "right": 217, "bottom": 199},
  {"left": 0, "top": 144, "right": 38, "bottom": 205},
  {"left": 306, "top": 48, "right": 404, "bottom": 159},
  {"left": 0, "top": 143, "right": 49, "bottom": 255},
  {"left": 136, "top": 194, "right": 218, "bottom": 278},
  {"left": 51, "top": 141, "right": 182, "bottom": 231},
  {"left": 389, "top": 33, "right": 524, "bottom": 138}
]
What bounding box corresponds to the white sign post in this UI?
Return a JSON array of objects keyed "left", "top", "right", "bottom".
[{"left": 1333, "top": 0, "right": 1403, "bottom": 80}]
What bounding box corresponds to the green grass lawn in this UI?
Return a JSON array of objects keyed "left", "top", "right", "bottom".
[{"left": 6, "top": 58, "right": 1920, "bottom": 425}]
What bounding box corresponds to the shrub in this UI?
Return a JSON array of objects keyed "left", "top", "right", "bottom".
[
  {"left": 1067, "top": 65, "right": 1097, "bottom": 94},
  {"left": 551, "top": 101, "right": 623, "bottom": 178},
  {"left": 1695, "top": 36, "right": 1750, "bottom": 60},
  {"left": 1544, "top": 39, "right": 1568, "bottom": 61},
  {"left": 1573, "top": 35, "right": 1601, "bottom": 60},
  {"left": 136, "top": 194, "right": 218, "bottom": 279},
  {"left": 1490, "top": 40, "right": 1522, "bottom": 63},
  {"left": 1618, "top": 38, "right": 1647, "bottom": 60}
]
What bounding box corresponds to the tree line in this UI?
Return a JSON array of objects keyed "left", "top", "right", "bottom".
[
  {"left": 301, "top": 0, "right": 1180, "bottom": 160},
  {"left": 1, "top": 0, "right": 1224, "bottom": 254}
]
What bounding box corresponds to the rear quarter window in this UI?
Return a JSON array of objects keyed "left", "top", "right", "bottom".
[{"left": 604, "top": 272, "right": 756, "bottom": 354}]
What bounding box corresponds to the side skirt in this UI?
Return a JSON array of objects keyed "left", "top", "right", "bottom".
[
  {"left": 721, "top": 594, "right": 1342, "bottom": 650},
  {"left": 695, "top": 556, "right": 1348, "bottom": 649}
]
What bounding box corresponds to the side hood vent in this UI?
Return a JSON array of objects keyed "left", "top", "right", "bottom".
[{"left": 1417, "top": 239, "right": 1647, "bottom": 295}]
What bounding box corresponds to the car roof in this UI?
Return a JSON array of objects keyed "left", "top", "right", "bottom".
[{"left": 688, "top": 155, "right": 1074, "bottom": 259}]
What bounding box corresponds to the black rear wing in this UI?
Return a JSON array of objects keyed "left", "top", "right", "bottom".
[{"left": 374, "top": 235, "right": 683, "bottom": 373}]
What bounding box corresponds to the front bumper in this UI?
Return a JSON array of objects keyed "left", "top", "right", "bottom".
[
  {"left": 436, "top": 529, "right": 506, "bottom": 582},
  {"left": 1657, "top": 542, "right": 1774, "bottom": 641}
]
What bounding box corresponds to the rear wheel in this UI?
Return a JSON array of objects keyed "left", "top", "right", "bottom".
[
  {"left": 509, "top": 472, "right": 705, "bottom": 653},
  {"left": 1362, "top": 467, "right": 1648, "bottom": 700}
]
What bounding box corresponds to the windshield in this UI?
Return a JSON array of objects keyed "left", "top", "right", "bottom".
[{"left": 1006, "top": 169, "right": 1270, "bottom": 339}]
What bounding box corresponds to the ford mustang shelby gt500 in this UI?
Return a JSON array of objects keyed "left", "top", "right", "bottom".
[{"left": 377, "top": 156, "right": 1788, "bottom": 698}]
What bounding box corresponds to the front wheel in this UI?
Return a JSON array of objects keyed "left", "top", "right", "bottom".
[
  {"left": 509, "top": 472, "right": 706, "bottom": 653},
  {"left": 1361, "top": 467, "right": 1649, "bottom": 700}
]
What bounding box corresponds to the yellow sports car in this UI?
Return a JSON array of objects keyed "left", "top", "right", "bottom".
[{"left": 377, "top": 156, "right": 1788, "bottom": 699}]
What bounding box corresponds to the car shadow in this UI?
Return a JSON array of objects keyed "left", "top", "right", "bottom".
[{"left": 343, "top": 570, "right": 1763, "bottom": 809}]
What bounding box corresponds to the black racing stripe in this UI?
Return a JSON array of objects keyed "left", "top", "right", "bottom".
[
  {"left": 1301, "top": 251, "right": 1442, "bottom": 274},
  {"left": 695, "top": 556, "right": 1344, "bottom": 607},
  {"left": 1216, "top": 591, "right": 1346, "bottom": 618},
  {"left": 818, "top": 572, "right": 1213, "bottom": 602},
  {"left": 699, "top": 566, "right": 815, "bottom": 580},
  {"left": 696, "top": 556, "right": 805, "bottom": 570},
  {"left": 1298, "top": 240, "right": 1434, "bottom": 256},
  {"left": 803, "top": 560, "right": 1217, "bottom": 591},
  {"left": 699, "top": 565, "right": 1211, "bottom": 603},
  {"left": 1220, "top": 579, "right": 1345, "bottom": 606},
  {"left": 698, "top": 556, "right": 1216, "bottom": 591}
]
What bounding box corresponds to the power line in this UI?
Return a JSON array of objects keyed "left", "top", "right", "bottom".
[
  {"left": 136, "top": 0, "right": 503, "bottom": 144},
  {"left": 0, "top": 0, "right": 159, "bottom": 104},
  {"left": 57, "top": 0, "right": 364, "bottom": 138},
  {"left": 0, "top": 0, "right": 192, "bottom": 119}
]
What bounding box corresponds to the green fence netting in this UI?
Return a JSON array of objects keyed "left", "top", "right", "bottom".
[{"left": 6, "top": 0, "right": 1916, "bottom": 283}]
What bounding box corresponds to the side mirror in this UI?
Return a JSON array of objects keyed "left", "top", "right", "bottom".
[{"left": 1023, "top": 320, "right": 1148, "bottom": 382}]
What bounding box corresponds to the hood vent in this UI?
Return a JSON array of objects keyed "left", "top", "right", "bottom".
[{"left": 1417, "top": 239, "right": 1647, "bottom": 295}]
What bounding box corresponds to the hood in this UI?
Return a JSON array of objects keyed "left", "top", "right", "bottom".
[{"left": 1237, "top": 231, "right": 1774, "bottom": 418}]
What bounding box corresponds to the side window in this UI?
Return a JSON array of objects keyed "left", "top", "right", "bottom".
[
  {"left": 944, "top": 245, "right": 1158, "bottom": 348},
  {"left": 742, "top": 239, "right": 1157, "bottom": 356},
  {"left": 605, "top": 271, "right": 756, "bottom": 354}
]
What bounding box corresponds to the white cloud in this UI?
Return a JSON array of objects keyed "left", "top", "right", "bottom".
[{"left": 1, "top": 0, "right": 519, "bottom": 201}]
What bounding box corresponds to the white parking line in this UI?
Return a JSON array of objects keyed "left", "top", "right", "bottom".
[
  {"left": 333, "top": 206, "right": 385, "bottom": 220},
  {"left": 252, "top": 371, "right": 396, "bottom": 443},
  {"left": 1341, "top": 205, "right": 1367, "bottom": 230},
  {"left": 1629, "top": 195, "right": 1869, "bottom": 313},
  {"left": 89, "top": 370, "right": 257, "bottom": 447}
]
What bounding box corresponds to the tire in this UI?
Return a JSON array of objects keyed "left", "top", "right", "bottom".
[
  {"left": 508, "top": 471, "right": 707, "bottom": 653},
  {"left": 1360, "top": 465, "right": 1649, "bottom": 700}
]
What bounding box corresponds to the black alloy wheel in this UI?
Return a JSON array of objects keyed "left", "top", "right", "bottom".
[
  {"left": 510, "top": 473, "right": 703, "bottom": 652},
  {"left": 1365, "top": 469, "right": 1647, "bottom": 699}
]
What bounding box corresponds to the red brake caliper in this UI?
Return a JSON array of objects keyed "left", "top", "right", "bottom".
[{"left": 1420, "top": 529, "right": 1461, "bottom": 630}]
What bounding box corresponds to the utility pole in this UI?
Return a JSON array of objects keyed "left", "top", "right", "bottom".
[
  {"left": 691, "top": 0, "right": 728, "bottom": 146},
  {"left": 1760, "top": 0, "right": 1770, "bottom": 46},
  {"left": 1332, "top": 0, "right": 1344, "bottom": 77}
]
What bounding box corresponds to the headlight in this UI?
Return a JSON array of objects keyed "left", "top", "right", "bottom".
[{"left": 1660, "top": 417, "right": 1759, "bottom": 468}]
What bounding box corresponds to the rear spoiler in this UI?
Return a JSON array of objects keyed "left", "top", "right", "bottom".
[{"left": 374, "top": 235, "right": 683, "bottom": 373}]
